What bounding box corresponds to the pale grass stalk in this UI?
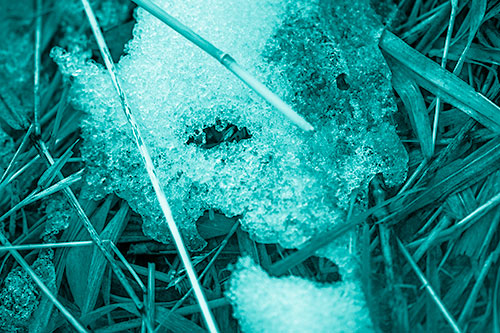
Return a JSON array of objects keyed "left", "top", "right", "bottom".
[
  {"left": 396, "top": 237, "right": 462, "bottom": 333},
  {"left": 130, "top": 0, "right": 313, "bottom": 132},
  {"left": 147, "top": 263, "right": 156, "bottom": 331},
  {"left": 34, "top": 0, "right": 42, "bottom": 135},
  {"left": 32, "top": 138, "right": 146, "bottom": 322},
  {"left": 0, "top": 240, "right": 99, "bottom": 251},
  {"left": 432, "top": 0, "right": 458, "bottom": 151},
  {"left": 0, "top": 125, "right": 34, "bottom": 184},
  {"left": 79, "top": 1, "right": 218, "bottom": 331}
]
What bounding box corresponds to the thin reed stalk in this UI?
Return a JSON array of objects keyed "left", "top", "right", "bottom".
[
  {"left": 79, "top": 1, "right": 218, "bottom": 331},
  {"left": 130, "top": 0, "right": 313, "bottom": 132},
  {"left": 396, "top": 237, "right": 462, "bottom": 333},
  {"left": 431, "top": 0, "right": 458, "bottom": 152}
]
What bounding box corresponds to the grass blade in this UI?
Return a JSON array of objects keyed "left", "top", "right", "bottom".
[
  {"left": 0, "top": 125, "right": 34, "bottom": 184},
  {"left": 380, "top": 30, "right": 500, "bottom": 132},
  {"left": 0, "top": 169, "right": 84, "bottom": 222},
  {"left": 396, "top": 237, "right": 462, "bottom": 333},
  {"left": 454, "top": 0, "right": 487, "bottom": 73},
  {"left": 458, "top": 241, "right": 500, "bottom": 325},
  {"left": 36, "top": 140, "right": 78, "bottom": 190},
  {"left": 392, "top": 138, "right": 500, "bottom": 217},
  {"left": 494, "top": 267, "right": 500, "bottom": 333},
  {"left": 82, "top": 202, "right": 130, "bottom": 314},
  {"left": 147, "top": 263, "right": 156, "bottom": 331},
  {"left": 130, "top": 0, "right": 313, "bottom": 132},
  {"left": 390, "top": 60, "right": 433, "bottom": 158},
  {"left": 431, "top": 0, "right": 458, "bottom": 153},
  {"left": 34, "top": 139, "right": 145, "bottom": 322},
  {"left": 79, "top": 1, "right": 218, "bottom": 331},
  {"left": 0, "top": 232, "right": 88, "bottom": 332},
  {"left": 33, "top": 0, "right": 42, "bottom": 135}
]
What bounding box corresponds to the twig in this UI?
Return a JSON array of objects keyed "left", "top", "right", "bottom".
[
  {"left": 130, "top": 0, "right": 313, "bottom": 132},
  {"left": 79, "top": 1, "right": 218, "bottom": 332}
]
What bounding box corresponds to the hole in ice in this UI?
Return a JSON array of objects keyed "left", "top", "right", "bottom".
[
  {"left": 336, "top": 73, "right": 350, "bottom": 90},
  {"left": 186, "top": 120, "right": 252, "bottom": 149}
]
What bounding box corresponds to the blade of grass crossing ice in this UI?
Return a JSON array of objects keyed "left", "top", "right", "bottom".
[
  {"left": 79, "top": 1, "right": 219, "bottom": 332},
  {"left": 130, "top": 0, "right": 314, "bottom": 132}
]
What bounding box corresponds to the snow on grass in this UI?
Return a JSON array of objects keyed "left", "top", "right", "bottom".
[
  {"left": 52, "top": 0, "right": 407, "bottom": 328},
  {"left": 53, "top": 0, "right": 406, "bottom": 253},
  {"left": 226, "top": 257, "right": 374, "bottom": 333}
]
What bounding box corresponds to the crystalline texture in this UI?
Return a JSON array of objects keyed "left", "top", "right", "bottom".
[
  {"left": 0, "top": 253, "right": 56, "bottom": 332},
  {"left": 226, "top": 257, "right": 374, "bottom": 333},
  {"left": 54, "top": 0, "right": 407, "bottom": 253}
]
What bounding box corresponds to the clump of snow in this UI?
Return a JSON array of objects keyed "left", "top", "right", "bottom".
[
  {"left": 41, "top": 194, "right": 73, "bottom": 240},
  {"left": 0, "top": 252, "right": 56, "bottom": 332},
  {"left": 226, "top": 257, "right": 374, "bottom": 333},
  {"left": 52, "top": 0, "right": 407, "bottom": 255}
]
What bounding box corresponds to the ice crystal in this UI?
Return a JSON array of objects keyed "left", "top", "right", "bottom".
[
  {"left": 226, "top": 257, "right": 374, "bottom": 333},
  {"left": 0, "top": 253, "right": 56, "bottom": 332},
  {"left": 53, "top": 0, "right": 407, "bottom": 254},
  {"left": 41, "top": 194, "right": 72, "bottom": 239}
]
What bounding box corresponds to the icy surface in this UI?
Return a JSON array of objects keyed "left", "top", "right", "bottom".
[
  {"left": 227, "top": 257, "right": 374, "bottom": 333},
  {"left": 54, "top": 0, "right": 407, "bottom": 252},
  {"left": 41, "top": 194, "right": 73, "bottom": 240}
]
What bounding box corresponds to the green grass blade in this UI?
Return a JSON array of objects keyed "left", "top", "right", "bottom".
[
  {"left": 380, "top": 30, "right": 500, "bottom": 132},
  {"left": 79, "top": 1, "right": 218, "bottom": 331}
]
